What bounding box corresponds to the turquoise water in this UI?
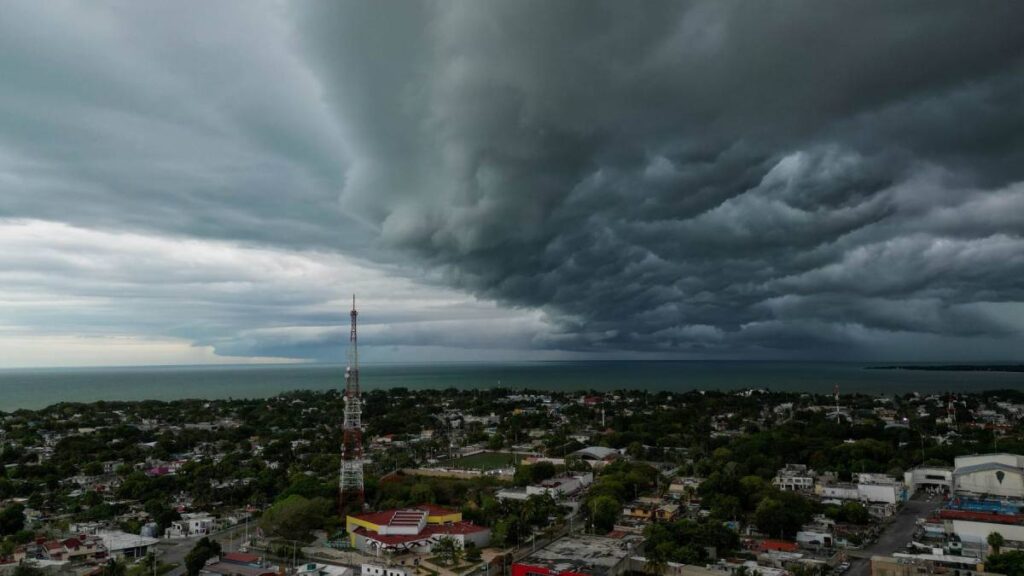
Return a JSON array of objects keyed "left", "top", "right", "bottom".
[{"left": 1, "top": 361, "right": 1023, "bottom": 411}]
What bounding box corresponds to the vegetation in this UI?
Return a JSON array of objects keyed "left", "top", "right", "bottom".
[
  {"left": 185, "top": 537, "right": 222, "bottom": 576},
  {"left": 644, "top": 519, "right": 740, "bottom": 565},
  {"left": 259, "top": 495, "right": 331, "bottom": 542},
  {"left": 986, "top": 550, "right": 1024, "bottom": 576},
  {"left": 988, "top": 531, "right": 1005, "bottom": 555}
]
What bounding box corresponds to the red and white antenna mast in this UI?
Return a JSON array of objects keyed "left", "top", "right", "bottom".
[
  {"left": 340, "top": 295, "right": 364, "bottom": 510},
  {"left": 834, "top": 384, "right": 841, "bottom": 423}
]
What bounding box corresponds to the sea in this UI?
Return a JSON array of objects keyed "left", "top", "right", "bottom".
[{"left": 1, "top": 361, "right": 1023, "bottom": 412}]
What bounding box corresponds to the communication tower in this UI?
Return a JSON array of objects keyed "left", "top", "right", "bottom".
[{"left": 339, "top": 295, "right": 364, "bottom": 510}]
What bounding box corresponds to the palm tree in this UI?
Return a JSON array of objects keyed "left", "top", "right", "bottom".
[{"left": 988, "top": 531, "right": 1005, "bottom": 556}]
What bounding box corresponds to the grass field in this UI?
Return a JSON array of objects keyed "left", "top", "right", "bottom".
[{"left": 444, "top": 451, "right": 521, "bottom": 471}]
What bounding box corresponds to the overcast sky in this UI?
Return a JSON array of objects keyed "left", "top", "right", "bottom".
[{"left": 2, "top": 1, "right": 1024, "bottom": 367}]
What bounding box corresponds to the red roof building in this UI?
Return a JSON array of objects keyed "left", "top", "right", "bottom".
[{"left": 346, "top": 504, "right": 490, "bottom": 554}]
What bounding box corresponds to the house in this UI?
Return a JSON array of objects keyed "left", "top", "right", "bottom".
[
  {"left": 773, "top": 465, "right": 816, "bottom": 492},
  {"left": 165, "top": 513, "right": 216, "bottom": 538}
]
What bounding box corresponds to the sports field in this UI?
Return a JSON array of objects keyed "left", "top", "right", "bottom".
[{"left": 444, "top": 451, "right": 521, "bottom": 471}]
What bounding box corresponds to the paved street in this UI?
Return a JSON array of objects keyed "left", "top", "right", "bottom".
[
  {"left": 159, "top": 522, "right": 256, "bottom": 576},
  {"left": 847, "top": 494, "right": 944, "bottom": 576}
]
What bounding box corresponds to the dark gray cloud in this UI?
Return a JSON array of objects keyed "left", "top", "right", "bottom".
[
  {"left": 2, "top": 1, "right": 1024, "bottom": 363},
  {"left": 288, "top": 0, "right": 1024, "bottom": 359}
]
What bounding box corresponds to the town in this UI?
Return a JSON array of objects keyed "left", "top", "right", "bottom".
[{"left": 3, "top": 384, "right": 1024, "bottom": 576}]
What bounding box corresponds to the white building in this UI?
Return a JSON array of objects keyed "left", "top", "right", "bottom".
[
  {"left": 953, "top": 454, "right": 1024, "bottom": 499},
  {"left": 904, "top": 466, "right": 953, "bottom": 495},
  {"left": 295, "top": 564, "right": 354, "bottom": 576},
  {"left": 97, "top": 531, "right": 160, "bottom": 559},
  {"left": 855, "top": 473, "right": 904, "bottom": 504},
  {"left": 362, "top": 565, "right": 407, "bottom": 576},
  {"left": 773, "top": 465, "right": 816, "bottom": 492},
  {"left": 164, "top": 513, "right": 216, "bottom": 538},
  {"left": 527, "top": 472, "right": 593, "bottom": 498}
]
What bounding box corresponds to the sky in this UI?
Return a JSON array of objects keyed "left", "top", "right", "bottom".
[{"left": 2, "top": 1, "right": 1024, "bottom": 367}]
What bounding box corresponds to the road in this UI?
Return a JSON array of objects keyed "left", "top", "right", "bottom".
[
  {"left": 847, "top": 494, "right": 943, "bottom": 576},
  {"left": 158, "top": 522, "right": 256, "bottom": 576}
]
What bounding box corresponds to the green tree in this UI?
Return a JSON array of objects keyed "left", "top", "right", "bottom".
[
  {"left": 410, "top": 483, "right": 435, "bottom": 504},
  {"left": 102, "top": 559, "right": 127, "bottom": 576},
  {"left": 988, "top": 531, "right": 1005, "bottom": 556},
  {"left": 185, "top": 537, "right": 222, "bottom": 576},
  {"left": 0, "top": 504, "right": 25, "bottom": 536},
  {"left": 259, "top": 495, "right": 329, "bottom": 542},
  {"left": 530, "top": 461, "right": 557, "bottom": 483},
  {"left": 986, "top": 550, "right": 1024, "bottom": 576},
  {"left": 754, "top": 492, "right": 813, "bottom": 539},
  {"left": 837, "top": 502, "right": 871, "bottom": 525},
  {"left": 433, "top": 536, "right": 459, "bottom": 566},
  {"left": 590, "top": 495, "right": 620, "bottom": 534}
]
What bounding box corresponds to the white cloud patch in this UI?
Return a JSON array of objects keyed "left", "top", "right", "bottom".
[{"left": 0, "top": 219, "right": 560, "bottom": 366}]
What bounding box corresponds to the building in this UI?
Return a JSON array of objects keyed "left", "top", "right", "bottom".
[
  {"left": 165, "top": 512, "right": 216, "bottom": 538},
  {"left": 345, "top": 505, "right": 489, "bottom": 554},
  {"left": 937, "top": 498, "right": 1024, "bottom": 546},
  {"left": 870, "top": 554, "right": 992, "bottom": 576},
  {"left": 497, "top": 473, "right": 593, "bottom": 502},
  {"left": 855, "top": 474, "right": 905, "bottom": 505},
  {"left": 818, "top": 473, "right": 906, "bottom": 515},
  {"left": 96, "top": 531, "right": 159, "bottom": 559},
  {"left": 667, "top": 477, "right": 703, "bottom": 500},
  {"left": 569, "top": 447, "right": 621, "bottom": 469},
  {"left": 925, "top": 454, "right": 1024, "bottom": 549},
  {"left": 512, "top": 535, "right": 640, "bottom": 576},
  {"left": 200, "top": 552, "right": 278, "bottom": 576},
  {"left": 773, "top": 465, "right": 816, "bottom": 492},
  {"left": 904, "top": 466, "right": 953, "bottom": 495},
  {"left": 953, "top": 454, "right": 1024, "bottom": 499},
  {"left": 616, "top": 497, "right": 681, "bottom": 533},
  {"left": 529, "top": 473, "right": 593, "bottom": 498},
  {"left": 294, "top": 563, "right": 354, "bottom": 576},
  {"left": 59, "top": 535, "right": 108, "bottom": 562},
  {"left": 200, "top": 563, "right": 278, "bottom": 576},
  {"left": 361, "top": 566, "right": 407, "bottom": 576}
]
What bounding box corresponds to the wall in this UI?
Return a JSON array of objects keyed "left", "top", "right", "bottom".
[
  {"left": 955, "top": 469, "right": 1024, "bottom": 499},
  {"left": 859, "top": 483, "right": 899, "bottom": 504},
  {"left": 949, "top": 520, "right": 1024, "bottom": 544}
]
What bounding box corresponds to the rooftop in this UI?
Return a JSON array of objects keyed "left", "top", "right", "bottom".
[
  {"left": 354, "top": 521, "right": 488, "bottom": 545},
  {"left": 516, "top": 535, "right": 638, "bottom": 576},
  {"left": 201, "top": 562, "right": 277, "bottom": 576},
  {"left": 350, "top": 504, "right": 459, "bottom": 528}
]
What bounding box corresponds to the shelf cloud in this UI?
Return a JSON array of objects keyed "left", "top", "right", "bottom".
[{"left": 2, "top": 1, "right": 1024, "bottom": 363}]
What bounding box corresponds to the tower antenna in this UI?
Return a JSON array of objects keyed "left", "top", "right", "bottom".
[
  {"left": 340, "top": 295, "right": 364, "bottom": 511},
  {"left": 834, "top": 384, "right": 841, "bottom": 423}
]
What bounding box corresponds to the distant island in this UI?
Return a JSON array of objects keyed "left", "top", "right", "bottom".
[{"left": 868, "top": 364, "right": 1024, "bottom": 372}]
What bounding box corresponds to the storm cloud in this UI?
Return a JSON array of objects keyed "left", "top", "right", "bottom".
[{"left": 2, "top": 1, "right": 1024, "bottom": 363}]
